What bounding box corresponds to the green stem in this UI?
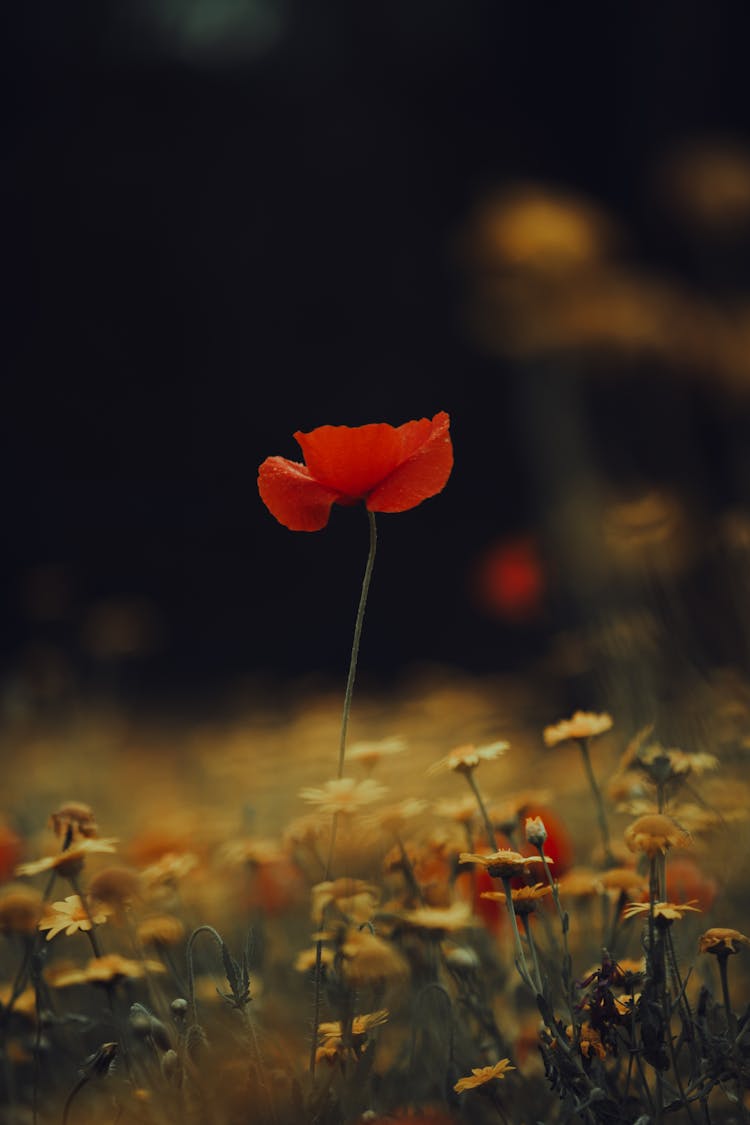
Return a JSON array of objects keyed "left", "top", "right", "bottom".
[
  {"left": 577, "top": 737, "right": 614, "bottom": 866},
  {"left": 500, "top": 877, "right": 534, "bottom": 992},
  {"left": 336, "top": 510, "right": 377, "bottom": 780},
  {"left": 463, "top": 768, "right": 498, "bottom": 851},
  {"left": 311, "top": 510, "right": 378, "bottom": 1078}
]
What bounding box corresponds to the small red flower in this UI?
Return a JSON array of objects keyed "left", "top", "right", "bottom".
[{"left": 258, "top": 412, "right": 453, "bottom": 531}]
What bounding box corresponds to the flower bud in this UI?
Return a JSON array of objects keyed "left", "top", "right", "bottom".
[{"left": 525, "top": 815, "right": 548, "bottom": 847}]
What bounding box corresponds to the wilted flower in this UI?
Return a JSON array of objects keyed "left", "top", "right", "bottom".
[
  {"left": 624, "top": 813, "right": 690, "bottom": 857},
  {"left": 38, "top": 895, "right": 109, "bottom": 941},
  {"left": 16, "top": 838, "right": 119, "bottom": 878},
  {"left": 258, "top": 414, "right": 453, "bottom": 531},
  {"left": 299, "top": 777, "right": 388, "bottom": 816},
  {"left": 699, "top": 928, "right": 750, "bottom": 955},
  {"left": 454, "top": 1058, "right": 515, "bottom": 1093},
  {"left": 543, "top": 712, "right": 613, "bottom": 747},
  {"left": 428, "top": 741, "right": 508, "bottom": 775},
  {"left": 49, "top": 802, "right": 99, "bottom": 840}
]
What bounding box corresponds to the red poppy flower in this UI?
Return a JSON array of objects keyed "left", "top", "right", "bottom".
[{"left": 258, "top": 412, "right": 453, "bottom": 531}]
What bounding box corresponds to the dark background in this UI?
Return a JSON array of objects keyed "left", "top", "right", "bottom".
[{"left": 5, "top": 1, "right": 750, "bottom": 705}]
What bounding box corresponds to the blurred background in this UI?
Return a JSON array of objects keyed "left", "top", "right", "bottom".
[{"left": 5, "top": 1, "right": 750, "bottom": 727}]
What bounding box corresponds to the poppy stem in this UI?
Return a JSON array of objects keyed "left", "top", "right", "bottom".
[{"left": 336, "top": 510, "right": 377, "bottom": 779}]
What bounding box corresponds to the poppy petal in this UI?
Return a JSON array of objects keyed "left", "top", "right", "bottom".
[
  {"left": 294, "top": 422, "right": 418, "bottom": 500},
  {"left": 258, "top": 457, "right": 342, "bottom": 531},
  {"left": 366, "top": 412, "right": 453, "bottom": 512}
]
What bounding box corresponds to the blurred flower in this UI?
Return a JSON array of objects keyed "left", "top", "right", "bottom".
[
  {"left": 49, "top": 802, "right": 98, "bottom": 840},
  {"left": 557, "top": 868, "right": 602, "bottom": 898},
  {"left": 0, "top": 886, "right": 43, "bottom": 935},
  {"left": 622, "top": 900, "right": 701, "bottom": 923},
  {"left": 460, "top": 849, "right": 549, "bottom": 878},
  {"left": 371, "top": 798, "right": 429, "bottom": 833},
  {"left": 666, "top": 857, "right": 717, "bottom": 912},
  {"left": 0, "top": 822, "right": 22, "bottom": 883},
  {"left": 624, "top": 814, "right": 690, "bottom": 857},
  {"left": 454, "top": 1057, "right": 515, "bottom": 1093},
  {"left": 471, "top": 535, "right": 545, "bottom": 622},
  {"left": 480, "top": 883, "right": 552, "bottom": 916},
  {"left": 699, "top": 928, "right": 750, "bottom": 955},
  {"left": 544, "top": 712, "right": 613, "bottom": 747},
  {"left": 339, "top": 927, "right": 409, "bottom": 986},
  {"left": 594, "top": 868, "right": 648, "bottom": 898},
  {"left": 258, "top": 413, "right": 453, "bottom": 531},
  {"left": 16, "top": 838, "right": 119, "bottom": 878},
  {"left": 311, "top": 878, "right": 379, "bottom": 926},
  {"left": 427, "top": 741, "right": 509, "bottom": 775},
  {"left": 48, "top": 954, "right": 165, "bottom": 987},
  {"left": 467, "top": 185, "right": 613, "bottom": 275},
  {"left": 602, "top": 490, "right": 693, "bottom": 577},
  {"left": 397, "top": 902, "right": 473, "bottom": 933},
  {"left": 433, "top": 796, "right": 478, "bottom": 825},
  {"left": 140, "top": 852, "right": 199, "bottom": 888},
  {"left": 657, "top": 140, "right": 750, "bottom": 232},
  {"left": 88, "top": 866, "right": 141, "bottom": 911},
  {"left": 299, "top": 777, "right": 388, "bottom": 815},
  {"left": 38, "top": 895, "right": 109, "bottom": 941},
  {"left": 136, "top": 914, "right": 185, "bottom": 948},
  {"left": 294, "top": 945, "right": 335, "bottom": 972},
  {"left": 347, "top": 735, "right": 407, "bottom": 769}
]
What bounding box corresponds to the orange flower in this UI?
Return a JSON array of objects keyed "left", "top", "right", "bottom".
[
  {"left": 480, "top": 882, "right": 552, "bottom": 915},
  {"left": 38, "top": 895, "right": 109, "bottom": 941},
  {"left": 15, "top": 838, "right": 119, "bottom": 878},
  {"left": 427, "top": 741, "right": 509, "bottom": 775},
  {"left": 543, "top": 711, "right": 613, "bottom": 747},
  {"left": 699, "top": 928, "right": 750, "bottom": 955},
  {"left": 454, "top": 1058, "right": 515, "bottom": 1093},
  {"left": 258, "top": 413, "right": 453, "bottom": 531},
  {"left": 459, "top": 849, "right": 550, "bottom": 878},
  {"left": 624, "top": 813, "right": 690, "bottom": 857}
]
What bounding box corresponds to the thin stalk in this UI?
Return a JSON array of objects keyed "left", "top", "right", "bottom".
[
  {"left": 336, "top": 510, "right": 377, "bottom": 780},
  {"left": 311, "top": 510, "right": 378, "bottom": 1078},
  {"left": 500, "top": 877, "right": 534, "bottom": 991},
  {"left": 463, "top": 768, "right": 498, "bottom": 850},
  {"left": 716, "top": 953, "right": 736, "bottom": 1036},
  {"left": 577, "top": 737, "right": 614, "bottom": 866}
]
